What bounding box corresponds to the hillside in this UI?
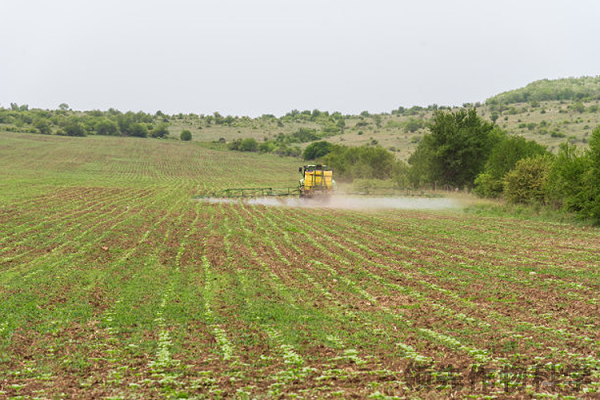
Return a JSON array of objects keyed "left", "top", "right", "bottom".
[
  {"left": 158, "top": 94, "right": 600, "bottom": 160},
  {"left": 164, "top": 76, "right": 600, "bottom": 159},
  {"left": 2, "top": 76, "right": 600, "bottom": 162},
  {"left": 487, "top": 76, "right": 600, "bottom": 105}
]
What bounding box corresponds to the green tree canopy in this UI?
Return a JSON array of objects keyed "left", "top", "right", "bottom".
[
  {"left": 150, "top": 123, "right": 170, "bottom": 138},
  {"left": 546, "top": 142, "right": 590, "bottom": 211},
  {"left": 475, "top": 135, "right": 547, "bottom": 197},
  {"left": 64, "top": 119, "right": 86, "bottom": 137},
  {"left": 584, "top": 126, "right": 600, "bottom": 221},
  {"left": 408, "top": 108, "right": 499, "bottom": 188},
  {"left": 289, "top": 128, "right": 319, "bottom": 143},
  {"left": 324, "top": 145, "right": 397, "bottom": 181},
  {"left": 95, "top": 118, "right": 119, "bottom": 136},
  {"left": 129, "top": 123, "right": 148, "bottom": 138},
  {"left": 544, "top": 126, "right": 600, "bottom": 223},
  {"left": 34, "top": 118, "right": 51, "bottom": 135},
  {"left": 303, "top": 141, "right": 334, "bottom": 160}
]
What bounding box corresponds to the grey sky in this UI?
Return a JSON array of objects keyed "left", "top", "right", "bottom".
[{"left": 2, "top": 0, "right": 599, "bottom": 116}]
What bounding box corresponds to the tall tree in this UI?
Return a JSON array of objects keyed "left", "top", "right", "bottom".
[{"left": 409, "top": 108, "right": 499, "bottom": 188}]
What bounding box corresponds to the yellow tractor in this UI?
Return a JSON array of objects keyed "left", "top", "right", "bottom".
[
  {"left": 299, "top": 164, "right": 335, "bottom": 198},
  {"left": 198, "top": 165, "right": 335, "bottom": 199}
]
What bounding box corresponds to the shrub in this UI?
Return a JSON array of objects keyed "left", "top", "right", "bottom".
[
  {"left": 475, "top": 135, "right": 547, "bottom": 198},
  {"left": 546, "top": 142, "right": 589, "bottom": 211},
  {"left": 385, "top": 120, "right": 403, "bottom": 129},
  {"left": 259, "top": 141, "right": 276, "bottom": 153},
  {"left": 180, "top": 130, "right": 192, "bottom": 141},
  {"left": 570, "top": 101, "right": 586, "bottom": 113},
  {"left": 403, "top": 118, "right": 424, "bottom": 133},
  {"left": 503, "top": 155, "right": 553, "bottom": 204},
  {"left": 240, "top": 138, "right": 258, "bottom": 152},
  {"left": 303, "top": 141, "right": 334, "bottom": 160},
  {"left": 34, "top": 118, "right": 52, "bottom": 135},
  {"left": 95, "top": 119, "right": 119, "bottom": 136},
  {"left": 150, "top": 123, "right": 170, "bottom": 138},
  {"left": 323, "top": 145, "right": 399, "bottom": 181},
  {"left": 129, "top": 123, "right": 148, "bottom": 138},
  {"left": 291, "top": 128, "right": 320, "bottom": 142},
  {"left": 64, "top": 121, "right": 86, "bottom": 137}
]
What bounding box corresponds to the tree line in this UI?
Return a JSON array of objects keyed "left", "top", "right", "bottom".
[
  {"left": 406, "top": 108, "right": 600, "bottom": 223},
  {"left": 227, "top": 127, "right": 342, "bottom": 157},
  {"left": 0, "top": 104, "right": 195, "bottom": 141}
]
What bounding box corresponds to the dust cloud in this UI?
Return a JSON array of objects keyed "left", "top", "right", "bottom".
[{"left": 201, "top": 195, "right": 462, "bottom": 211}]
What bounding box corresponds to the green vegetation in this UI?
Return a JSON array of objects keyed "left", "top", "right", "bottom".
[
  {"left": 322, "top": 144, "right": 407, "bottom": 182},
  {"left": 547, "top": 126, "right": 600, "bottom": 222},
  {"left": 408, "top": 108, "right": 499, "bottom": 188},
  {"left": 0, "top": 106, "right": 171, "bottom": 139},
  {"left": 474, "top": 136, "right": 548, "bottom": 197},
  {"left": 0, "top": 131, "right": 597, "bottom": 398},
  {"left": 150, "top": 123, "right": 170, "bottom": 138},
  {"left": 303, "top": 140, "right": 334, "bottom": 160},
  {"left": 4, "top": 76, "right": 600, "bottom": 162},
  {"left": 403, "top": 107, "right": 600, "bottom": 224},
  {"left": 487, "top": 76, "right": 600, "bottom": 105},
  {"left": 228, "top": 137, "right": 260, "bottom": 152},
  {"left": 502, "top": 155, "right": 554, "bottom": 204},
  {"left": 179, "top": 129, "right": 192, "bottom": 141},
  {"left": 228, "top": 127, "right": 339, "bottom": 158},
  {"left": 2, "top": 75, "right": 600, "bottom": 223}
]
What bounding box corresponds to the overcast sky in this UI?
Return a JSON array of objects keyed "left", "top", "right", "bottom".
[{"left": 1, "top": 0, "right": 599, "bottom": 116}]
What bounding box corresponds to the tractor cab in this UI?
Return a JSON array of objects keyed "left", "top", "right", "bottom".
[{"left": 299, "top": 164, "right": 335, "bottom": 197}]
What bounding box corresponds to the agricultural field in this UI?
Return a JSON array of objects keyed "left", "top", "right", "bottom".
[{"left": 0, "top": 131, "right": 599, "bottom": 399}]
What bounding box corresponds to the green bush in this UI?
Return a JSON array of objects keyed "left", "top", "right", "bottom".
[
  {"left": 180, "top": 130, "right": 192, "bottom": 141},
  {"left": 323, "top": 145, "right": 402, "bottom": 181},
  {"left": 474, "top": 135, "right": 547, "bottom": 198},
  {"left": 546, "top": 142, "right": 589, "bottom": 211},
  {"left": 403, "top": 118, "right": 425, "bottom": 133},
  {"left": 240, "top": 138, "right": 258, "bottom": 152},
  {"left": 385, "top": 120, "right": 402, "bottom": 129},
  {"left": 129, "top": 123, "right": 148, "bottom": 138},
  {"left": 585, "top": 126, "right": 600, "bottom": 222},
  {"left": 150, "top": 123, "right": 170, "bottom": 138},
  {"left": 259, "top": 141, "right": 276, "bottom": 153},
  {"left": 95, "top": 119, "right": 119, "bottom": 136},
  {"left": 290, "top": 127, "right": 320, "bottom": 142},
  {"left": 303, "top": 141, "right": 334, "bottom": 160},
  {"left": 64, "top": 120, "right": 86, "bottom": 137},
  {"left": 503, "top": 155, "right": 553, "bottom": 204},
  {"left": 34, "top": 118, "right": 52, "bottom": 135}
]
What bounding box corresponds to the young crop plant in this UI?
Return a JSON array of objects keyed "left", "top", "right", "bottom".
[{"left": 2, "top": 131, "right": 598, "bottom": 398}]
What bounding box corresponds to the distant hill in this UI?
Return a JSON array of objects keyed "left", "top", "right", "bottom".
[
  {"left": 2, "top": 76, "right": 600, "bottom": 160},
  {"left": 487, "top": 76, "right": 600, "bottom": 105}
]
